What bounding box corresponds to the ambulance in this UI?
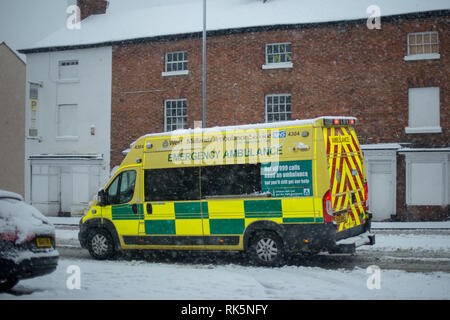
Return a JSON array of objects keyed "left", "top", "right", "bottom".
[{"left": 79, "top": 116, "right": 375, "bottom": 266}]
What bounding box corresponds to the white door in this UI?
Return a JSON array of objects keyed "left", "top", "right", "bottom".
[
  {"left": 31, "top": 164, "right": 60, "bottom": 215},
  {"left": 31, "top": 159, "right": 104, "bottom": 216},
  {"left": 60, "top": 168, "right": 73, "bottom": 215},
  {"left": 368, "top": 162, "right": 394, "bottom": 221}
]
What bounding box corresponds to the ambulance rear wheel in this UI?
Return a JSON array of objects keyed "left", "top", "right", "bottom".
[
  {"left": 87, "top": 228, "right": 116, "bottom": 260},
  {"left": 248, "top": 231, "right": 285, "bottom": 267}
]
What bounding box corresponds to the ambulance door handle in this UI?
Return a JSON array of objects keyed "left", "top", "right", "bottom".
[
  {"left": 146, "top": 203, "right": 152, "bottom": 214},
  {"left": 132, "top": 203, "right": 138, "bottom": 214}
]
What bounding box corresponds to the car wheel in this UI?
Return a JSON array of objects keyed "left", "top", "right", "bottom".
[
  {"left": 0, "top": 278, "right": 19, "bottom": 291},
  {"left": 248, "top": 231, "right": 285, "bottom": 267},
  {"left": 87, "top": 228, "right": 115, "bottom": 260}
]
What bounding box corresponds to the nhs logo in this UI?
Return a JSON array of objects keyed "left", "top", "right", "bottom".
[{"left": 273, "top": 130, "right": 286, "bottom": 139}]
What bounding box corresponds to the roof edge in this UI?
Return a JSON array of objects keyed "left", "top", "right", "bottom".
[
  {"left": 19, "top": 9, "right": 450, "bottom": 54},
  {"left": 0, "top": 41, "right": 26, "bottom": 64}
]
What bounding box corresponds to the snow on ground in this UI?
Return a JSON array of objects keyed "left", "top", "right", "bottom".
[
  {"left": 372, "top": 221, "right": 450, "bottom": 229},
  {"left": 2, "top": 258, "right": 449, "bottom": 300},
  {"left": 361, "top": 233, "right": 450, "bottom": 252},
  {"left": 1, "top": 220, "right": 449, "bottom": 300},
  {"left": 56, "top": 228, "right": 450, "bottom": 251}
]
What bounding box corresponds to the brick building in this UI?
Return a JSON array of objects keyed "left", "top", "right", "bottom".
[{"left": 20, "top": 0, "right": 449, "bottom": 220}]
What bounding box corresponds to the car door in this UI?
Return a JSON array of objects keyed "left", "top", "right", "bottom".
[
  {"left": 139, "top": 166, "right": 205, "bottom": 248},
  {"left": 102, "top": 168, "right": 142, "bottom": 245}
]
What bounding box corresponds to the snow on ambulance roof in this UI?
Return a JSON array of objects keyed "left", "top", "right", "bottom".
[
  {"left": 139, "top": 116, "right": 355, "bottom": 139},
  {"left": 20, "top": 0, "right": 449, "bottom": 52},
  {"left": 122, "top": 116, "right": 354, "bottom": 153}
]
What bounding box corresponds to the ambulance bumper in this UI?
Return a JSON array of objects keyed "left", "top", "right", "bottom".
[
  {"left": 330, "top": 231, "right": 376, "bottom": 254},
  {"left": 281, "top": 218, "right": 375, "bottom": 254}
]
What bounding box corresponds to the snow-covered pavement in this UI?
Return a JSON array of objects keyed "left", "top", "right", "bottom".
[{"left": 1, "top": 219, "right": 449, "bottom": 300}]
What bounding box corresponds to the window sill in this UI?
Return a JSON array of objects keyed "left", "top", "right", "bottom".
[
  {"left": 262, "top": 62, "right": 293, "bottom": 70},
  {"left": 162, "top": 70, "right": 189, "bottom": 77},
  {"left": 405, "top": 126, "right": 442, "bottom": 134},
  {"left": 56, "top": 136, "right": 79, "bottom": 141},
  {"left": 56, "top": 78, "right": 80, "bottom": 84},
  {"left": 404, "top": 53, "right": 440, "bottom": 61}
]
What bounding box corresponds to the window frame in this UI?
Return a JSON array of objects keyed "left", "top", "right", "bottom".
[
  {"left": 405, "top": 87, "right": 441, "bottom": 134},
  {"left": 144, "top": 167, "right": 200, "bottom": 202},
  {"left": 262, "top": 42, "right": 293, "bottom": 69},
  {"left": 144, "top": 163, "right": 263, "bottom": 202},
  {"left": 201, "top": 163, "right": 262, "bottom": 199},
  {"left": 163, "top": 50, "right": 189, "bottom": 76},
  {"left": 265, "top": 94, "right": 292, "bottom": 123},
  {"left": 164, "top": 99, "right": 187, "bottom": 132},
  {"left": 106, "top": 170, "right": 137, "bottom": 205},
  {"left": 58, "top": 60, "right": 79, "bottom": 81},
  {"left": 404, "top": 31, "right": 440, "bottom": 61},
  {"left": 56, "top": 103, "right": 78, "bottom": 140}
]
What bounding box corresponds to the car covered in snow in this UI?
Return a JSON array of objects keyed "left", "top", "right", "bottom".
[{"left": 0, "top": 190, "right": 59, "bottom": 291}]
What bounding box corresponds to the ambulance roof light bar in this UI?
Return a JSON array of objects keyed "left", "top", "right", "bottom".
[{"left": 323, "top": 117, "right": 356, "bottom": 126}]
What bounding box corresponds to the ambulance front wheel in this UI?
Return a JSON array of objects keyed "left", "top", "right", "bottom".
[
  {"left": 247, "top": 231, "right": 285, "bottom": 267},
  {"left": 87, "top": 228, "right": 116, "bottom": 260}
]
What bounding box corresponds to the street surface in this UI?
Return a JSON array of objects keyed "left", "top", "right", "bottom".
[{"left": 2, "top": 222, "right": 449, "bottom": 299}]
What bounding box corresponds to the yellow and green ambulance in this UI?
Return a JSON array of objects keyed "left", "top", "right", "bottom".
[{"left": 79, "top": 116, "right": 374, "bottom": 266}]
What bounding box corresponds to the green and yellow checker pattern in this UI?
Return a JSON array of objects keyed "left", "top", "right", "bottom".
[{"left": 142, "top": 197, "right": 318, "bottom": 237}]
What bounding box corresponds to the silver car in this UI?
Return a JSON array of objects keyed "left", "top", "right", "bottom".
[{"left": 0, "top": 190, "right": 59, "bottom": 291}]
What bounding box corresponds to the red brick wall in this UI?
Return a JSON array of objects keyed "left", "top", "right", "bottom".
[
  {"left": 77, "top": 0, "right": 108, "bottom": 20},
  {"left": 111, "top": 14, "right": 449, "bottom": 167}
]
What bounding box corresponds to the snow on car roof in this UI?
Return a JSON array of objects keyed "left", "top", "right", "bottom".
[
  {"left": 0, "top": 189, "right": 54, "bottom": 244},
  {"left": 20, "top": 0, "right": 449, "bottom": 52},
  {"left": 0, "top": 189, "right": 23, "bottom": 201}
]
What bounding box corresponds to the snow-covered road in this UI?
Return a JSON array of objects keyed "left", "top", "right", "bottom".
[
  {"left": 2, "top": 224, "right": 450, "bottom": 300},
  {"left": 2, "top": 256, "right": 450, "bottom": 300}
]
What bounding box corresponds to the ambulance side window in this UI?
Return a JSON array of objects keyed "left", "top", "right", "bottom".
[
  {"left": 106, "top": 170, "right": 136, "bottom": 205},
  {"left": 106, "top": 175, "right": 120, "bottom": 203},
  {"left": 201, "top": 164, "right": 261, "bottom": 197},
  {"left": 119, "top": 171, "right": 136, "bottom": 203},
  {"left": 144, "top": 167, "right": 200, "bottom": 202}
]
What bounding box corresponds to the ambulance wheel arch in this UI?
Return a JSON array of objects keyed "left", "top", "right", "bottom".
[
  {"left": 244, "top": 221, "right": 286, "bottom": 266},
  {"left": 243, "top": 220, "right": 284, "bottom": 249},
  {"left": 80, "top": 218, "right": 121, "bottom": 258},
  {"left": 87, "top": 228, "right": 116, "bottom": 260},
  {"left": 247, "top": 230, "right": 285, "bottom": 267}
]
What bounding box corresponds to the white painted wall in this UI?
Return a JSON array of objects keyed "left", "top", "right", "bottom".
[{"left": 24, "top": 46, "right": 112, "bottom": 216}]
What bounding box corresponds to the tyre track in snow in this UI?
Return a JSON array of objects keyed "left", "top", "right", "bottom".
[
  {"left": 55, "top": 226, "right": 450, "bottom": 273},
  {"left": 56, "top": 246, "right": 450, "bottom": 273}
]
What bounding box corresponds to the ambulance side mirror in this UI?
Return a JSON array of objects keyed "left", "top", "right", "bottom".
[{"left": 97, "top": 189, "right": 107, "bottom": 206}]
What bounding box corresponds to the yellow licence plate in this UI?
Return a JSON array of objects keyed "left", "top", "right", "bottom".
[{"left": 36, "top": 237, "right": 52, "bottom": 248}]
